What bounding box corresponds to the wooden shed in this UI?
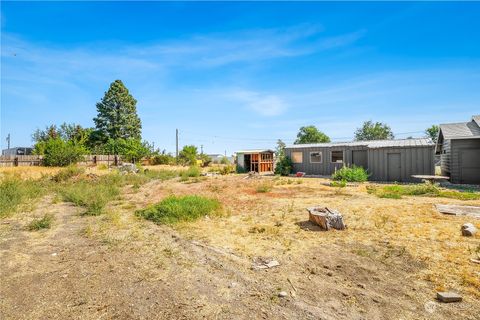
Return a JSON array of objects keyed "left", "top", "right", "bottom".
[
  {"left": 285, "top": 138, "right": 435, "bottom": 182},
  {"left": 436, "top": 115, "right": 480, "bottom": 184},
  {"left": 236, "top": 149, "right": 275, "bottom": 173}
]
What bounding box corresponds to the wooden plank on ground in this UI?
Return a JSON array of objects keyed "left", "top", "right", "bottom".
[{"left": 435, "top": 204, "right": 480, "bottom": 219}]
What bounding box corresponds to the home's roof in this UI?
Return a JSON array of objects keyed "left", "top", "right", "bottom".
[
  {"left": 236, "top": 149, "right": 274, "bottom": 154},
  {"left": 286, "top": 138, "right": 434, "bottom": 149},
  {"left": 439, "top": 117, "right": 480, "bottom": 140},
  {"left": 472, "top": 115, "right": 480, "bottom": 126}
]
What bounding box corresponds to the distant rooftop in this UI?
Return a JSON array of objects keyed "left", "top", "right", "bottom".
[{"left": 286, "top": 138, "right": 434, "bottom": 149}]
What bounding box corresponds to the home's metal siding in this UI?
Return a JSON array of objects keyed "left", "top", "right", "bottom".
[
  {"left": 286, "top": 145, "right": 434, "bottom": 182},
  {"left": 440, "top": 139, "right": 451, "bottom": 176},
  {"left": 286, "top": 145, "right": 368, "bottom": 176},
  {"left": 449, "top": 139, "right": 480, "bottom": 184}
]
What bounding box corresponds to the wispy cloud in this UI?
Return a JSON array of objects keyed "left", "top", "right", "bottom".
[{"left": 227, "top": 89, "right": 288, "bottom": 116}]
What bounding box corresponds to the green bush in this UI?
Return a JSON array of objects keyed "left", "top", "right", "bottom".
[
  {"left": 136, "top": 195, "right": 221, "bottom": 224},
  {"left": 38, "top": 138, "right": 87, "bottom": 167},
  {"left": 331, "top": 180, "right": 347, "bottom": 188},
  {"left": 219, "top": 164, "right": 236, "bottom": 175},
  {"left": 274, "top": 156, "right": 292, "bottom": 176},
  {"left": 178, "top": 145, "right": 198, "bottom": 166},
  {"left": 332, "top": 165, "right": 369, "bottom": 182},
  {"left": 60, "top": 180, "right": 120, "bottom": 215},
  {"left": 151, "top": 153, "right": 176, "bottom": 165},
  {"left": 0, "top": 177, "right": 45, "bottom": 218},
  {"left": 52, "top": 165, "right": 85, "bottom": 182},
  {"left": 180, "top": 166, "right": 201, "bottom": 180},
  {"left": 256, "top": 182, "right": 273, "bottom": 193},
  {"left": 102, "top": 138, "right": 151, "bottom": 163},
  {"left": 27, "top": 214, "right": 54, "bottom": 231}
]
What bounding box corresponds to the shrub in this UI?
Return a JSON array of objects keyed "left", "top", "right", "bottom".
[
  {"left": 136, "top": 195, "right": 221, "bottom": 224},
  {"left": 60, "top": 180, "right": 120, "bottom": 215},
  {"left": 220, "top": 156, "right": 230, "bottom": 165},
  {"left": 52, "top": 165, "right": 85, "bottom": 182},
  {"left": 275, "top": 156, "right": 292, "bottom": 176},
  {"left": 332, "top": 165, "right": 369, "bottom": 182},
  {"left": 178, "top": 145, "right": 198, "bottom": 166},
  {"left": 256, "top": 182, "right": 273, "bottom": 193},
  {"left": 27, "top": 214, "right": 54, "bottom": 231},
  {"left": 97, "top": 164, "right": 108, "bottom": 170},
  {"left": 198, "top": 154, "right": 212, "bottom": 167},
  {"left": 219, "top": 164, "right": 236, "bottom": 175},
  {"left": 0, "top": 177, "right": 45, "bottom": 217},
  {"left": 102, "top": 138, "right": 151, "bottom": 163},
  {"left": 151, "top": 153, "right": 176, "bottom": 165},
  {"left": 331, "top": 180, "right": 347, "bottom": 188},
  {"left": 180, "top": 166, "right": 201, "bottom": 180},
  {"left": 39, "top": 138, "right": 86, "bottom": 167}
]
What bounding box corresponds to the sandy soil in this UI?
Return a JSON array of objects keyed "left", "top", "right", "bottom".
[{"left": 1, "top": 171, "right": 479, "bottom": 319}]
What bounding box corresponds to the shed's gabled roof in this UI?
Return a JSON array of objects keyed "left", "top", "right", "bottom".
[
  {"left": 286, "top": 138, "right": 433, "bottom": 149},
  {"left": 236, "top": 149, "right": 274, "bottom": 154},
  {"left": 439, "top": 117, "right": 480, "bottom": 140}
]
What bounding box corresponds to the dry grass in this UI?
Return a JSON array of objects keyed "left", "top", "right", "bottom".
[
  {"left": 179, "top": 176, "right": 480, "bottom": 298},
  {"left": 2, "top": 166, "right": 480, "bottom": 302}
]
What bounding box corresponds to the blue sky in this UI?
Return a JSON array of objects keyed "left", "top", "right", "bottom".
[{"left": 1, "top": 2, "right": 479, "bottom": 154}]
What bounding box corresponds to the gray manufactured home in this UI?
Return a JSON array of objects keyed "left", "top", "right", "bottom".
[
  {"left": 436, "top": 115, "right": 480, "bottom": 184},
  {"left": 285, "top": 138, "right": 435, "bottom": 182}
]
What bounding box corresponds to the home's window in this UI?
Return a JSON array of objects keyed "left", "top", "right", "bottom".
[
  {"left": 331, "top": 151, "right": 344, "bottom": 163},
  {"left": 310, "top": 152, "right": 322, "bottom": 163},
  {"left": 291, "top": 152, "right": 303, "bottom": 163}
]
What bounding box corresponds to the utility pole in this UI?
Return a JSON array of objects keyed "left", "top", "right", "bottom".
[
  {"left": 201, "top": 145, "right": 204, "bottom": 154},
  {"left": 176, "top": 129, "right": 179, "bottom": 163},
  {"left": 6, "top": 133, "right": 10, "bottom": 149}
]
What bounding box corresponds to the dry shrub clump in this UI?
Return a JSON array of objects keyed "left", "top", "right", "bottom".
[
  {"left": 0, "top": 176, "right": 46, "bottom": 218},
  {"left": 367, "top": 183, "right": 480, "bottom": 200},
  {"left": 27, "top": 214, "right": 54, "bottom": 231}
]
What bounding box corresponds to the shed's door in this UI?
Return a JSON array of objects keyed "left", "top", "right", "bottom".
[
  {"left": 352, "top": 150, "right": 368, "bottom": 169},
  {"left": 387, "top": 153, "right": 401, "bottom": 182},
  {"left": 460, "top": 149, "right": 480, "bottom": 184}
]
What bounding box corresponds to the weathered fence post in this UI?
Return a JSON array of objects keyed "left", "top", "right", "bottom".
[{"left": 14, "top": 157, "right": 19, "bottom": 167}]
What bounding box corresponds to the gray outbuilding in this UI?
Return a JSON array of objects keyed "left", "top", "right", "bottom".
[
  {"left": 436, "top": 115, "right": 480, "bottom": 184},
  {"left": 285, "top": 138, "right": 435, "bottom": 182}
]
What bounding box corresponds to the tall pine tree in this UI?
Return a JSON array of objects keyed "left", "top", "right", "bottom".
[{"left": 93, "top": 80, "right": 142, "bottom": 141}]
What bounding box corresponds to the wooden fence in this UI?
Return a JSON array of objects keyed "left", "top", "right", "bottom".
[{"left": 0, "top": 155, "right": 123, "bottom": 167}]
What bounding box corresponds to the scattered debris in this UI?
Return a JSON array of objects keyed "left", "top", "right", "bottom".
[
  {"left": 228, "top": 282, "right": 238, "bottom": 289},
  {"left": 244, "top": 171, "right": 261, "bottom": 179},
  {"left": 461, "top": 223, "right": 478, "bottom": 237},
  {"left": 436, "top": 291, "right": 462, "bottom": 303},
  {"left": 296, "top": 172, "right": 306, "bottom": 177},
  {"left": 435, "top": 204, "right": 480, "bottom": 219},
  {"left": 287, "top": 278, "right": 297, "bottom": 292},
  {"left": 201, "top": 172, "right": 219, "bottom": 177},
  {"left": 278, "top": 291, "right": 288, "bottom": 298},
  {"left": 307, "top": 207, "right": 346, "bottom": 230},
  {"left": 251, "top": 257, "right": 280, "bottom": 270},
  {"left": 470, "top": 258, "right": 480, "bottom": 264},
  {"left": 118, "top": 163, "right": 139, "bottom": 174}
]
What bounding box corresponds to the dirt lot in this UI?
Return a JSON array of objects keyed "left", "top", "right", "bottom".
[{"left": 1, "top": 167, "right": 479, "bottom": 319}]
